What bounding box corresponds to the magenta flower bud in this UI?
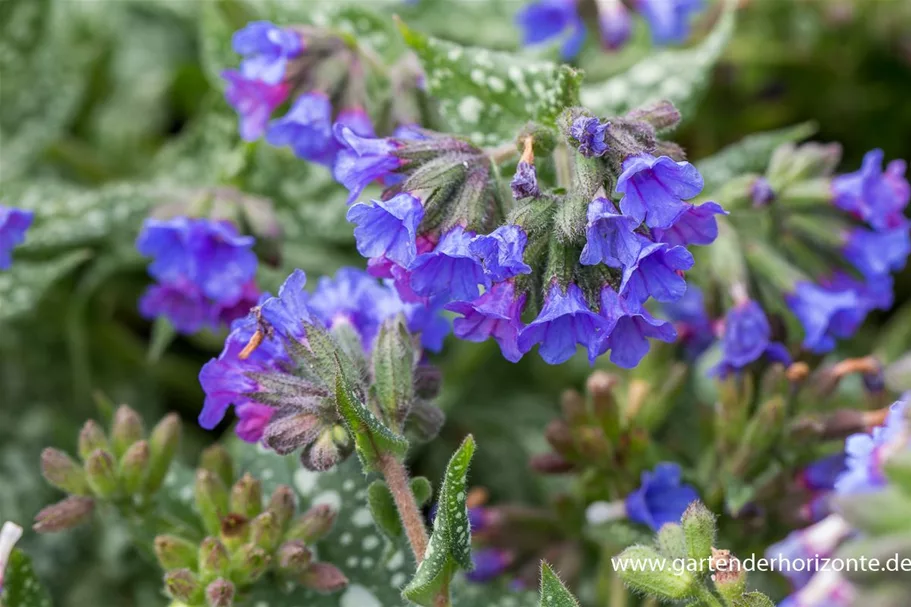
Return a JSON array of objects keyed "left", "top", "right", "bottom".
[
  {"left": 32, "top": 496, "right": 95, "bottom": 533},
  {"left": 300, "top": 562, "right": 349, "bottom": 593}
]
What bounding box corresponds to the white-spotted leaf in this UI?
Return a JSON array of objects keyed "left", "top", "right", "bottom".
[{"left": 539, "top": 562, "right": 581, "bottom": 607}]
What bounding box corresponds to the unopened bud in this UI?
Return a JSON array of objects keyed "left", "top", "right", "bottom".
[
  {"left": 33, "top": 496, "right": 95, "bottom": 533},
  {"left": 302, "top": 428, "right": 347, "bottom": 472},
  {"left": 84, "top": 449, "right": 119, "bottom": 498},
  {"left": 230, "top": 473, "right": 262, "bottom": 519},
  {"left": 786, "top": 361, "right": 810, "bottom": 383},
  {"left": 198, "top": 537, "right": 230, "bottom": 581},
  {"left": 300, "top": 562, "right": 349, "bottom": 593},
  {"left": 230, "top": 543, "right": 270, "bottom": 586},
  {"left": 266, "top": 485, "right": 296, "bottom": 530},
  {"left": 544, "top": 419, "right": 575, "bottom": 457},
  {"left": 626, "top": 100, "right": 681, "bottom": 133},
  {"left": 656, "top": 523, "right": 688, "bottom": 561},
  {"left": 119, "top": 440, "right": 150, "bottom": 496},
  {"left": 682, "top": 501, "right": 716, "bottom": 565},
  {"left": 164, "top": 569, "right": 204, "bottom": 603},
  {"left": 41, "top": 448, "right": 90, "bottom": 495},
  {"left": 111, "top": 405, "right": 144, "bottom": 458},
  {"left": 413, "top": 365, "right": 443, "bottom": 400},
  {"left": 287, "top": 504, "right": 337, "bottom": 544},
  {"left": 277, "top": 540, "right": 313, "bottom": 576},
  {"left": 710, "top": 547, "right": 746, "bottom": 600},
  {"left": 529, "top": 452, "right": 575, "bottom": 474},
  {"left": 559, "top": 389, "right": 586, "bottom": 426},
  {"left": 195, "top": 469, "right": 229, "bottom": 536},
  {"left": 219, "top": 513, "right": 249, "bottom": 550},
  {"left": 199, "top": 445, "right": 234, "bottom": 488},
  {"left": 154, "top": 534, "right": 197, "bottom": 571},
  {"left": 205, "top": 577, "right": 235, "bottom": 607},
  {"left": 615, "top": 545, "right": 695, "bottom": 600},
  {"left": 78, "top": 420, "right": 109, "bottom": 461},
  {"left": 250, "top": 511, "right": 281, "bottom": 552},
  {"left": 146, "top": 413, "right": 181, "bottom": 494}
]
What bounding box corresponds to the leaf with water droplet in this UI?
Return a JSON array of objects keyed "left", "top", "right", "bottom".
[{"left": 403, "top": 435, "right": 475, "bottom": 606}]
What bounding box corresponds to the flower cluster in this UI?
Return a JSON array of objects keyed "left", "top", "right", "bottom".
[
  {"left": 136, "top": 217, "right": 260, "bottom": 334},
  {"left": 0, "top": 205, "right": 34, "bottom": 270},
  {"left": 199, "top": 267, "right": 447, "bottom": 461},
  {"left": 337, "top": 102, "right": 723, "bottom": 367},
  {"left": 516, "top": 0, "right": 705, "bottom": 60},
  {"left": 767, "top": 395, "right": 910, "bottom": 606}
]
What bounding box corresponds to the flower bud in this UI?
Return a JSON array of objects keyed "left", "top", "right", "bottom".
[
  {"left": 164, "top": 568, "right": 204, "bottom": 604},
  {"left": 230, "top": 543, "right": 270, "bottom": 586},
  {"left": 154, "top": 534, "right": 198, "bottom": 571},
  {"left": 277, "top": 540, "right": 313, "bottom": 576},
  {"left": 372, "top": 317, "right": 415, "bottom": 429},
  {"left": 205, "top": 577, "right": 235, "bottom": 607},
  {"left": 145, "top": 413, "right": 181, "bottom": 494},
  {"left": 219, "top": 513, "right": 249, "bottom": 551},
  {"left": 626, "top": 100, "right": 681, "bottom": 133},
  {"left": 300, "top": 562, "right": 349, "bottom": 593},
  {"left": 111, "top": 405, "right": 144, "bottom": 459},
  {"left": 84, "top": 449, "right": 119, "bottom": 499},
  {"left": 682, "top": 501, "right": 716, "bottom": 566},
  {"left": 529, "top": 452, "right": 575, "bottom": 474},
  {"left": 195, "top": 469, "right": 230, "bottom": 536},
  {"left": 413, "top": 365, "right": 443, "bottom": 400},
  {"left": 119, "top": 440, "right": 150, "bottom": 496},
  {"left": 656, "top": 523, "right": 688, "bottom": 561},
  {"left": 198, "top": 537, "right": 230, "bottom": 582},
  {"left": 199, "top": 445, "right": 234, "bottom": 488},
  {"left": 710, "top": 548, "right": 746, "bottom": 601},
  {"left": 614, "top": 545, "right": 696, "bottom": 600},
  {"left": 287, "top": 504, "right": 336, "bottom": 545},
  {"left": 32, "top": 496, "right": 95, "bottom": 533},
  {"left": 266, "top": 485, "right": 296, "bottom": 530},
  {"left": 230, "top": 473, "right": 263, "bottom": 520},
  {"left": 41, "top": 448, "right": 90, "bottom": 495},
  {"left": 250, "top": 511, "right": 281, "bottom": 552},
  {"left": 301, "top": 427, "right": 350, "bottom": 472},
  {"left": 78, "top": 420, "right": 109, "bottom": 461}
]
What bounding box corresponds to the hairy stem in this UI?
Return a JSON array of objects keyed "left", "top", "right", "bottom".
[
  {"left": 378, "top": 452, "right": 429, "bottom": 563},
  {"left": 553, "top": 143, "right": 574, "bottom": 189},
  {"left": 693, "top": 584, "right": 724, "bottom": 607}
]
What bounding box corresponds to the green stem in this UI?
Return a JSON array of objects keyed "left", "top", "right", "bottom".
[
  {"left": 693, "top": 584, "right": 725, "bottom": 607},
  {"left": 609, "top": 569, "right": 628, "bottom": 607},
  {"left": 553, "top": 143, "right": 573, "bottom": 190}
]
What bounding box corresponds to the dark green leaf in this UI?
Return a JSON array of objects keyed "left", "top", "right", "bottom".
[
  {"left": 539, "top": 562, "right": 581, "bottom": 607},
  {"left": 399, "top": 21, "right": 582, "bottom": 146},
  {"left": 1, "top": 549, "right": 53, "bottom": 607}
]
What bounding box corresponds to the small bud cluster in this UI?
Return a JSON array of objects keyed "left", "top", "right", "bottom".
[
  {"left": 200, "top": 267, "right": 446, "bottom": 465},
  {"left": 516, "top": 0, "right": 706, "bottom": 60},
  {"left": 157, "top": 446, "right": 345, "bottom": 606},
  {"left": 34, "top": 407, "right": 180, "bottom": 532}
]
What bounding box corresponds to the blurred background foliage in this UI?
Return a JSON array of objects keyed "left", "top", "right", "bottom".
[{"left": 1, "top": 0, "right": 910, "bottom": 605}]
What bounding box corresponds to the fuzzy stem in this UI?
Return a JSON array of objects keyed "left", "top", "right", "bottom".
[
  {"left": 553, "top": 143, "right": 574, "bottom": 189},
  {"left": 693, "top": 584, "right": 725, "bottom": 607},
  {"left": 378, "top": 452, "right": 429, "bottom": 563}
]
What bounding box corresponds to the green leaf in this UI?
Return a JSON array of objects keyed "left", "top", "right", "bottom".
[
  {"left": 0, "top": 250, "right": 92, "bottom": 322},
  {"left": 0, "top": 0, "right": 50, "bottom": 69},
  {"left": 403, "top": 435, "right": 476, "bottom": 606},
  {"left": 539, "top": 562, "right": 581, "bottom": 607},
  {"left": 372, "top": 317, "right": 415, "bottom": 430},
  {"left": 335, "top": 364, "right": 410, "bottom": 473},
  {"left": 733, "top": 592, "right": 777, "bottom": 607},
  {"left": 696, "top": 122, "right": 817, "bottom": 193},
  {"left": 367, "top": 477, "right": 433, "bottom": 543},
  {"left": 581, "top": 0, "right": 736, "bottom": 120},
  {"left": 399, "top": 20, "right": 582, "bottom": 146},
  {"left": 0, "top": 549, "right": 53, "bottom": 607}
]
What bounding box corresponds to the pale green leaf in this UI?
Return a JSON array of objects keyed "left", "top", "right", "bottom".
[
  {"left": 0, "top": 250, "right": 92, "bottom": 322},
  {"left": 399, "top": 21, "right": 582, "bottom": 146},
  {"left": 581, "top": 0, "right": 736, "bottom": 120}
]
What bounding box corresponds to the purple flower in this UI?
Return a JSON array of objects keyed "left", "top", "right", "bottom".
[
  {"left": 260, "top": 269, "right": 313, "bottom": 341},
  {"left": 232, "top": 21, "right": 303, "bottom": 84},
  {"left": 652, "top": 201, "right": 727, "bottom": 247},
  {"left": 833, "top": 149, "right": 910, "bottom": 231},
  {"left": 347, "top": 193, "right": 424, "bottom": 268},
  {"left": 213, "top": 280, "right": 262, "bottom": 328},
  {"left": 468, "top": 225, "right": 532, "bottom": 282},
  {"left": 618, "top": 153, "right": 704, "bottom": 229},
  {"left": 0, "top": 206, "right": 33, "bottom": 269},
  {"left": 638, "top": 0, "right": 705, "bottom": 45},
  {"left": 750, "top": 176, "right": 775, "bottom": 207},
  {"left": 835, "top": 397, "right": 909, "bottom": 495},
  {"left": 397, "top": 296, "right": 451, "bottom": 352},
  {"left": 777, "top": 570, "right": 855, "bottom": 607},
  {"left": 310, "top": 267, "right": 395, "bottom": 348},
  {"left": 410, "top": 226, "right": 490, "bottom": 301},
  {"left": 139, "top": 281, "right": 216, "bottom": 334},
  {"left": 222, "top": 70, "right": 290, "bottom": 142},
  {"left": 842, "top": 225, "right": 910, "bottom": 279},
  {"left": 786, "top": 282, "right": 859, "bottom": 353},
  {"left": 579, "top": 197, "right": 643, "bottom": 268},
  {"left": 511, "top": 161, "right": 540, "bottom": 199},
  {"left": 597, "top": 0, "right": 633, "bottom": 50},
  {"left": 136, "top": 217, "right": 257, "bottom": 304},
  {"left": 466, "top": 548, "right": 512, "bottom": 583},
  {"left": 820, "top": 272, "right": 893, "bottom": 340},
  {"left": 719, "top": 300, "right": 777, "bottom": 368},
  {"left": 516, "top": 0, "right": 586, "bottom": 61},
  {"left": 624, "top": 462, "right": 699, "bottom": 531},
  {"left": 620, "top": 242, "right": 694, "bottom": 305},
  {"left": 662, "top": 286, "right": 714, "bottom": 357},
  {"left": 518, "top": 283, "right": 614, "bottom": 365},
  {"left": 766, "top": 516, "right": 854, "bottom": 591},
  {"left": 570, "top": 116, "right": 610, "bottom": 157},
  {"left": 446, "top": 281, "right": 526, "bottom": 363},
  {"left": 266, "top": 92, "right": 334, "bottom": 164},
  {"left": 235, "top": 403, "right": 274, "bottom": 443},
  {"left": 333, "top": 124, "right": 402, "bottom": 203},
  {"left": 599, "top": 287, "right": 677, "bottom": 368},
  {"left": 798, "top": 454, "right": 847, "bottom": 492}
]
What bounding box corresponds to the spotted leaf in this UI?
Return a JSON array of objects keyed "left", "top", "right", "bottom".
[
  {"left": 0, "top": 550, "right": 52, "bottom": 607},
  {"left": 538, "top": 562, "right": 580, "bottom": 607}
]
